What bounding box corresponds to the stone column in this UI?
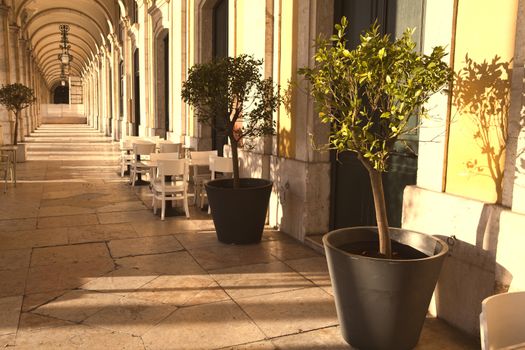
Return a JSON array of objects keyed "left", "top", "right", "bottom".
[
  {"left": 0, "top": 4, "right": 10, "bottom": 143},
  {"left": 19, "top": 37, "right": 31, "bottom": 136}
]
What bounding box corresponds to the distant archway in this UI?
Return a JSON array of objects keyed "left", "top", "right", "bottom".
[{"left": 53, "top": 85, "right": 69, "bottom": 104}]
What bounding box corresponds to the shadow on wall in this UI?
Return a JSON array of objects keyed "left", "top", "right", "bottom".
[{"left": 452, "top": 54, "right": 511, "bottom": 203}]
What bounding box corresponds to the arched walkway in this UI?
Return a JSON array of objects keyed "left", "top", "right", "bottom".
[{"left": 0, "top": 127, "right": 475, "bottom": 349}]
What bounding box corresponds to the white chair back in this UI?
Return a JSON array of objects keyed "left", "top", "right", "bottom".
[
  {"left": 190, "top": 150, "right": 218, "bottom": 164},
  {"left": 480, "top": 291, "right": 525, "bottom": 350},
  {"left": 159, "top": 143, "right": 182, "bottom": 154},
  {"left": 158, "top": 159, "right": 187, "bottom": 179},
  {"left": 209, "top": 155, "right": 233, "bottom": 175},
  {"left": 133, "top": 142, "right": 156, "bottom": 156},
  {"left": 157, "top": 152, "right": 179, "bottom": 160}
]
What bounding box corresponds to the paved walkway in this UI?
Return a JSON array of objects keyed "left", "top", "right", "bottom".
[{"left": 0, "top": 124, "right": 477, "bottom": 349}]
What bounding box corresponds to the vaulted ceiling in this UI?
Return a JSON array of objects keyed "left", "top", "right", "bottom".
[{"left": 10, "top": 0, "right": 122, "bottom": 88}]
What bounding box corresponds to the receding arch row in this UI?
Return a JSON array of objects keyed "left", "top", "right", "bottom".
[
  {"left": 33, "top": 32, "right": 97, "bottom": 60},
  {"left": 24, "top": 8, "right": 109, "bottom": 42},
  {"left": 15, "top": 0, "right": 115, "bottom": 29}
]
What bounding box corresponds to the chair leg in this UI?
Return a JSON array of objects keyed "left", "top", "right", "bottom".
[
  {"left": 131, "top": 168, "right": 136, "bottom": 186},
  {"left": 184, "top": 196, "right": 190, "bottom": 218},
  {"left": 152, "top": 194, "right": 157, "bottom": 214},
  {"left": 161, "top": 198, "right": 166, "bottom": 221}
]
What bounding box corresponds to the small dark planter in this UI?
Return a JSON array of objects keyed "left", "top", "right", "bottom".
[
  {"left": 205, "top": 178, "right": 272, "bottom": 244},
  {"left": 323, "top": 227, "right": 448, "bottom": 350}
]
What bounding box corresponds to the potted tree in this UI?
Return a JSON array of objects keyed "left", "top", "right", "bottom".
[
  {"left": 181, "top": 54, "right": 280, "bottom": 244},
  {"left": 0, "top": 83, "right": 36, "bottom": 162},
  {"left": 300, "top": 18, "right": 452, "bottom": 349}
]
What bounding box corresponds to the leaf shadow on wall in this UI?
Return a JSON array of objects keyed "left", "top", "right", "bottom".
[{"left": 452, "top": 54, "right": 511, "bottom": 204}]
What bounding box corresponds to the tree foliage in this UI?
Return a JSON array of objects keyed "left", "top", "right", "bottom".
[
  {"left": 300, "top": 17, "right": 452, "bottom": 257},
  {"left": 181, "top": 54, "right": 280, "bottom": 188},
  {"left": 0, "top": 83, "right": 36, "bottom": 145}
]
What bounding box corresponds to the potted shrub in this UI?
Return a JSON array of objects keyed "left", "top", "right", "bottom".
[
  {"left": 300, "top": 18, "right": 452, "bottom": 349},
  {"left": 181, "top": 54, "right": 280, "bottom": 244},
  {"left": 0, "top": 83, "right": 36, "bottom": 162}
]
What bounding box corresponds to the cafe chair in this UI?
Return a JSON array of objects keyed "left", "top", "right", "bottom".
[
  {"left": 130, "top": 142, "right": 156, "bottom": 186},
  {"left": 151, "top": 159, "right": 189, "bottom": 220}
]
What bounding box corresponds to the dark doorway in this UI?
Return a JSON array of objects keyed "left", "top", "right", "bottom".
[
  {"left": 163, "top": 33, "right": 170, "bottom": 137},
  {"left": 212, "top": 0, "right": 228, "bottom": 155},
  {"left": 53, "top": 85, "right": 69, "bottom": 104},
  {"left": 330, "top": 0, "right": 423, "bottom": 230},
  {"left": 133, "top": 49, "right": 141, "bottom": 136},
  {"left": 109, "top": 67, "right": 113, "bottom": 136}
]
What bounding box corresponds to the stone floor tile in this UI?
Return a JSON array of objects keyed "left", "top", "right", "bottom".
[
  {"left": 0, "top": 249, "right": 31, "bottom": 271},
  {"left": 22, "top": 290, "right": 68, "bottom": 312},
  {"left": 0, "top": 334, "right": 15, "bottom": 348},
  {"left": 142, "top": 300, "right": 265, "bottom": 350},
  {"left": 38, "top": 205, "right": 96, "bottom": 217},
  {"left": 116, "top": 251, "right": 206, "bottom": 276},
  {"left": 37, "top": 213, "right": 99, "bottom": 229},
  {"left": 0, "top": 296, "right": 23, "bottom": 335},
  {"left": 211, "top": 261, "right": 314, "bottom": 300},
  {"left": 33, "top": 289, "right": 122, "bottom": 323},
  {"left": 108, "top": 235, "right": 184, "bottom": 258},
  {"left": 18, "top": 312, "right": 73, "bottom": 332},
  {"left": 236, "top": 287, "right": 338, "bottom": 338},
  {"left": 97, "top": 209, "right": 156, "bottom": 224},
  {"left": 174, "top": 230, "right": 225, "bottom": 249},
  {"left": 83, "top": 295, "right": 177, "bottom": 336},
  {"left": 131, "top": 220, "right": 186, "bottom": 236},
  {"left": 270, "top": 326, "right": 351, "bottom": 349},
  {"left": 14, "top": 324, "right": 145, "bottom": 349},
  {"left": 67, "top": 223, "right": 139, "bottom": 244},
  {"left": 125, "top": 274, "right": 229, "bottom": 307},
  {"left": 96, "top": 201, "right": 148, "bottom": 213},
  {"left": 188, "top": 243, "right": 277, "bottom": 271},
  {"left": 0, "top": 227, "right": 69, "bottom": 250},
  {"left": 262, "top": 239, "right": 320, "bottom": 261},
  {"left": 417, "top": 317, "right": 479, "bottom": 349},
  {"left": 30, "top": 242, "right": 111, "bottom": 267},
  {"left": 0, "top": 269, "right": 27, "bottom": 298},
  {"left": 0, "top": 218, "right": 37, "bottom": 232},
  {"left": 131, "top": 217, "right": 214, "bottom": 237},
  {"left": 224, "top": 341, "right": 277, "bottom": 350},
  {"left": 285, "top": 256, "right": 333, "bottom": 295},
  {"left": 81, "top": 267, "right": 158, "bottom": 293},
  {"left": 25, "top": 260, "right": 114, "bottom": 294}
]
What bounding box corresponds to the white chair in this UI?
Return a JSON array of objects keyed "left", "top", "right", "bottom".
[
  {"left": 189, "top": 150, "right": 217, "bottom": 204},
  {"left": 201, "top": 155, "right": 233, "bottom": 212},
  {"left": 159, "top": 143, "right": 182, "bottom": 154},
  {"left": 148, "top": 152, "right": 180, "bottom": 181},
  {"left": 119, "top": 139, "right": 135, "bottom": 177},
  {"left": 0, "top": 154, "right": 9, "bottom": 193},
  {"left": 480, "top": 291, "right": 525, "bottom": 350},
  {"left": 223, "top": 144, "right": 232, "bottom": 158},
  {"left": 130, "top": 142, "right": 156, "bottom": 186},
  {"left": 151, "top": 159, "right": 189, "bottom": 220}
]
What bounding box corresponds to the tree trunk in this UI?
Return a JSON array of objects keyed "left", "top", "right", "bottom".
[
  {"left": 357, "top": 155, "right": 391, "bottom": 256},
  {"left": 13, "top": 110, "right": 19, "bottom": 146},
  {"left": 230, "top": 137, "right": 240, "bottom": 189},
  {"left": 367, "top": 167, "right": 391, "bottom": 258}
]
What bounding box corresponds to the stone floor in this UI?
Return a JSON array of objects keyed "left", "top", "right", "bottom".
[{"left": 0, "top": 124, "right": 479, "bottom": 349}]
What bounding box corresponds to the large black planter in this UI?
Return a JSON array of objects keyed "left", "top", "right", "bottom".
[
  {"left": 323, "top": 227, "right": 448, "bottom": 350},
  {"left": 205, "top": 178, "right": 272, "bottom": 244}
]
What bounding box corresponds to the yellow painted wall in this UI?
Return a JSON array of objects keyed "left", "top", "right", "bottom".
[
  {"left": 236, "top": 0, "right": 265, "bottom": 60},
  {"left": 445, "top": 0, "right": 517, "bottom": 203},
  {"left": 277, "top": 0, "right": 296, "bottom": 158}
]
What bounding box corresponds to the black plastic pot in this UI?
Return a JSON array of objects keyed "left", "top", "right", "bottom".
[
  {"left": 205, "top": 178, "right": 272, "bottom": 244},
  {"left": 323, "top": 227, "right": 448, "bottom": 350}
]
